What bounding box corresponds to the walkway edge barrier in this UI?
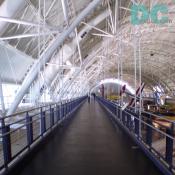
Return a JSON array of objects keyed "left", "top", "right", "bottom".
[
  {"left": 96, "top": 96, "right": 174, "bottom": 175},
  {"left": 0, "top": 96, "right": 87, "bottom": 175}
]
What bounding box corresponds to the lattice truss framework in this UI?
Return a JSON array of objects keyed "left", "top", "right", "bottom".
[{"left": 0, "top": 0, "right": 175, "bottom": 114}]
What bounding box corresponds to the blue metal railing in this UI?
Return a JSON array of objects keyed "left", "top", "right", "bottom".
[
  {"left": 0, "top": 96, "right": 87, "bottom": 174},
  {"left": 97, "top": 96, "right": 175, "bottom": 175}
]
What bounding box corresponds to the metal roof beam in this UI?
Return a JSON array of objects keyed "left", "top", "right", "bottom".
[
  {"left": 0, "top": 0, "right": 27, "bottom": 36},
  {"left": 7, "top": 0, "right": 101, "bottom": 115}
]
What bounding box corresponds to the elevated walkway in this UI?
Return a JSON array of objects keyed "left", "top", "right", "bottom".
[{"left": 10, "top": 100, "right": 162, "bottom": 175}]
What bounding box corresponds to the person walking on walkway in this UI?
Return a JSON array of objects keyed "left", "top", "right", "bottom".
[
  {"left": 92, "top": 93, "right": 96, "bottom": 101},
  {"left": 88, "top": 95, "right": 90, "bottom": 103}
]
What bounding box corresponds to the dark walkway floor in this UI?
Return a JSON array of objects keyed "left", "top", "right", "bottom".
[{"left": 13, "top": 101, "right": 163, "bottom": 175}]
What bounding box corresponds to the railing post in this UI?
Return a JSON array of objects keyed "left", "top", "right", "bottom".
[
  {"left": 65, "top": 103, "right": 67, "bottom": 116},
  {"left": 62, "top": 104, "right": 64, "bottom": 118},
  {"left": 1, "top": 118, "right": 12, "bottom": 166},
  {"left": 70, "top": 101, "right": 72, "bottom": 111},
  {"left": 68, "top": 102, "right": 70, "bottom": 114},
  {"left": 65, "top": 102, "right": 67, "bottom": 113},
  {"left": 146, "top": 114, "right": 152, "bottom": 147},
  {"left": 26, "top": 112, "right": 33, "bottom": 146},
  {"left": 127, "top": 113, "right": 131, "bottom": 129},
  {"left": 134, "top": 114, "right": 139, "bottom": 137},
  {"left": 61, "top": 103, "right": 63, "bottom": 119},
  {"left": 67, "top": 102, "right": 69, "bottom": 115},
  {"left": 115, "top": 106, "right": 117, "bottom": 117},
  {"left": 50, "top": 107, "right": 54, "bottom": 127},
  {"left": 118, "top": 109, "right": 121, "bottom": 120},
  {"left": 165, "top": 124, "right": 174, "bottom": 166},
  {"left": 40, "top": 108, "right": 46, "bottom": 135},
  {"left": 122, "top": 111, "right": 125, "bottom": 125},
  {"left": 57, "top": 105, "right": 60, "bottom": 122}
]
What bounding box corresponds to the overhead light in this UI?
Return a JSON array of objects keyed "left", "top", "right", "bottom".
[{"left": 91, "top": 78, "right": 135, "bottom": 94}]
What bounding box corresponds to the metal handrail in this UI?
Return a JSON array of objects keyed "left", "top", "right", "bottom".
[
  {"left": 0, "top": 96, "right": 87, "bottom": 174},
  {"left": 97, "top": 96, "right": 175, "bottom": 174},
  {"left": 105, "top": 98, "right": 175, "bottom": 124},
  {"left": 3, "top": 97, "right": 81, "bottom": 119}
]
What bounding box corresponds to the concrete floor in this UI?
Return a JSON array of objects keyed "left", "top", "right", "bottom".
[{"left": 11, "top": 101, "right": 163, "bottom": 175}]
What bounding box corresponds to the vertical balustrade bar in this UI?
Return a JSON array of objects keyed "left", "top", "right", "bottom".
[
  {"left": 1, "top": 118, "right": 12, "bottom": 166},
  {"left": 26, "top": 112, "right": 33, "bottom": 146},
  {"left": 60, "top": 103, "right": 62, "bottom": 119},
  {"left": 70, "top": 101, "right": 72, "bottom": 112},
  {"left": 62, "top": 104, "right": 65, "bottom": 118},
  {"left": 118, "top": 108, "right": 120, "bottom": 119},
  {"left": 65, "top": 103, "right": 67, "bottom": 116},
  {"left": 146, "top": 114, "right": 152, "bottom": 147},
  {"left": 49, "top": 106, "right": 52, "bottom": 128},
  {"left": 50, "top": 108, "right": 54, "bottom": 127},
  {"left": 60, "top": 103, "right": 62, "bottom": 120},
  {"left": 122, "top": 111, "right": 125, "bottom": 125},
  {"left": 165, "top": 124, "right": 174, "bottom": 166},
  {"left": 57, "top": 105, "right": 60, "bottom": 122},
  {"left": 134, "top": 114, "right": 139, "bottom": 137},
  {"left": 68, "top": 102, "right": 70, "bottom": 114},
  {"left": 40, "top": 108, "right": 46, "bottom": 136},
  {"left": 127, "top": 113, "right": 131, "bottom": 130}
]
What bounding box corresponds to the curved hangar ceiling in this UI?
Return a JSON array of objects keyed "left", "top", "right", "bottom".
[{"left": 0, "top": 0, "right": 174, "bottom": 114}]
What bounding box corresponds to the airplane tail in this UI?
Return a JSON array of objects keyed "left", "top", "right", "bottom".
[
  {"left": 120, "top": 84, "right": 126, "bottom": 96},
  {"left": 128, "top": 82, "right": 145, "bottom": 108}
]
